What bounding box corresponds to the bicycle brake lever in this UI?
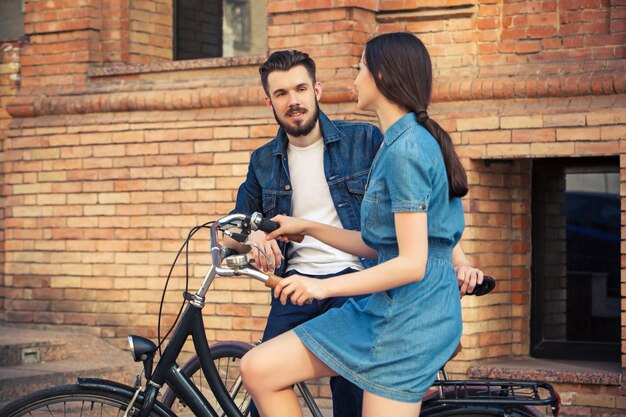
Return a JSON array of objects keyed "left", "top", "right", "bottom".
[{"left": 223, "top": 230, "right": 249, "bottom": 244}]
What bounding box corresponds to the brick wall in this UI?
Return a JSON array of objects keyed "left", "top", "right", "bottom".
[
  {"left": 101, "top": 0, "right": 130, "bottom": 63},
  {"left": 2, "top": 0, "right": 626, "bottom": 415},
  {"left": 0, "top": 40, "right": 23, "bottom": 321},
  {"left": 128, "top": 0, "right": 172, "bottom": 63},
  {"left": 21, "top": 0, "right": 103, "bottom": 90}
]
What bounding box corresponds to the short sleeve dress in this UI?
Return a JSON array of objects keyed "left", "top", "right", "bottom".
[{"left": 293, "top": 112, "right": 465, "bottom": 403}]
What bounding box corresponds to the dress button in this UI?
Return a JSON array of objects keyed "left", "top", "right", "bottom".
[
  {"left": 285, "top": 184, "right": 291, "bottom": 191},
  {"left": 419, "top": 204, "right": 426, "bottom": 210}
]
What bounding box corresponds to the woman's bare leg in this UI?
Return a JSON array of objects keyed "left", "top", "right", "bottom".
[
  {"left": 240, "top": 330, "right": 338, "bottom": 417},
  {"left": 362, "top": 391, "right": 421, "bottom": 417}
]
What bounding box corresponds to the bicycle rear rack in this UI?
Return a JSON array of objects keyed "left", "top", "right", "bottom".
[{"left": 426, "top": 379, "right": 559, "bottom": 409}]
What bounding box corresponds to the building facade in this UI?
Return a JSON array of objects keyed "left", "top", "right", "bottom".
[{"left": 0, "top": 0, "right": 625, "bottom": 415}]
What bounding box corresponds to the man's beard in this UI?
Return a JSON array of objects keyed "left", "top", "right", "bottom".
[{"left": 273, "top": 101, "right": 320, "bottom": 137}]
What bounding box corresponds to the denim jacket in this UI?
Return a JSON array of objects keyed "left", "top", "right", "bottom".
[{"left": 232, "top": 111, "right": 384, "bottom": 276}]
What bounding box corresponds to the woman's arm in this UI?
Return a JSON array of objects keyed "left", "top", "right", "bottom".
[
  {"left": 273, "top": 212, "right": 428, "bottom": 304},
  {"left": 267, "top": 215, "right": 378, "bottom": 260}
]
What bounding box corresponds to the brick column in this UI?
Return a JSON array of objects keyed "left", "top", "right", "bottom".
[
  {"left": 128, "top": 0, "right": 172, "bottom": 63},
  {"left": 267, "top": 0, "right": 378, "bottom": 102},
  {"left": 21, "top": 0, "right": 104, "bottom": 90},
  {"left": 101, "top": 0, "right": 130, "bottom": 63},
  {"left": 0, "top": 40, "right": 24, "bottom": 321}
]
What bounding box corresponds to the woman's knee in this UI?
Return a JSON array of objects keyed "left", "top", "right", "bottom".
[{"left": 240, "top": 348, "right": 262, "bottom": 388}]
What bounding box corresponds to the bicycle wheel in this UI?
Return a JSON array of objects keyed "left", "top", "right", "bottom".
[
  {"left": 0, "top": 383, "right": 174, "bottom": 417},
  {"left": 161, "top": 341, "right": 253, "bottom": 416}
]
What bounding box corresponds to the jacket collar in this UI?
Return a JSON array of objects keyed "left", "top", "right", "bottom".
[
  {"left": 272, "top": 110, "right": 343, "bottom": 156},
  {"left": 384, "top": 112, "right": 417, "bottom": 145}
]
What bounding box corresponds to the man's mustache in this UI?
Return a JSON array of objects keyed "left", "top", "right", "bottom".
[{"left": 286, "top": 106, "right": 308, "bottom": 117}]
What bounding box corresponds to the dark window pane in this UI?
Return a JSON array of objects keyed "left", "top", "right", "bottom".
[
  {"left": 531, "top": 158, "right": 620, "bottom": 361},
  {"left": 174, "top": 0, "right": 266, "bottom": 60},
  {"left": 0, "top": 0, "right": 25, "bottom": 39},
  {"left": 175, "top": 0, "right": 223, "bottom": 60}
]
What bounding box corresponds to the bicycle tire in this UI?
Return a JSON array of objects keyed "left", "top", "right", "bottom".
[
  {"left": 161, "top": 340, "right": 253, "bottom": 416},
  {"left": 0, "top": 383, "right": 174, "bottom": 417}
]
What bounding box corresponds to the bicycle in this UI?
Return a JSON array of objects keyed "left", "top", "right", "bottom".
[
  {"left": 159, "top": 285, "right": 557, "bottom": 417},
  {"left": 0, "top": 212, "right": 561, "bottom": 417}
]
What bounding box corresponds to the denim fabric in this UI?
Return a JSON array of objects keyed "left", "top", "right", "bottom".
[
  {"left": 293, "top": 112, "right": 465, "bottom": 403},
  {"left": 361, "top": 112, "right": 464, "bottom": 262},
  {"left": 231, "top": 111, "right": 383, "bottom": 276},
  {"left": 249, "top": 268, "right": 364, "bottom": 417}
]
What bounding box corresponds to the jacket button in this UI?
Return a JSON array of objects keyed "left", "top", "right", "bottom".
[{"left": 285, "top": 184, "right": 291, "bottom": 191}]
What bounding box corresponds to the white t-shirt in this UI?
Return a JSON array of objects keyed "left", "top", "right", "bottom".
[{"left": 286, "top": 138, "right": 363, "bottom": 275}]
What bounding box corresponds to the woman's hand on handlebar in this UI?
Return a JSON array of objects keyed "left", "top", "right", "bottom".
[
  {"left": 456, "top": 265, "right": 484, "bottom": 297},
  {"left": 266, "top": 215, "right": 311, "bottom": 242},
  {"left": 248, "top": 230, "right": 283, "bottom": 272},
  {"left": 273, "top": 274, "right": 327, "bottom": 306}
]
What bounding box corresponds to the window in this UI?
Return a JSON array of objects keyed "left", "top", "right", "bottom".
[
  {"left": 0, "top": 0, "right": 25, "bottom": 39},
  {"left": 531, "top": 157, "right": 620, "bottom": 361},
  {"left": 174, "top": 0, "right": 267, "bottom": 60}
]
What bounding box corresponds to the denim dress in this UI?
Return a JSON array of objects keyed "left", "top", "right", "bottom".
[{"left": 294, "top": 113, "right": 464, "bottom": 403}]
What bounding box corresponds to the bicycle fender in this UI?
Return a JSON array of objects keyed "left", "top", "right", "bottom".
[{"left": 77, "top": 378, "right": 177, "bottom": 417}]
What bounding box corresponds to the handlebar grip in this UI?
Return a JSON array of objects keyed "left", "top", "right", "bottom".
[
  {"left": 283, "top": 234, "right": 305, "bottom": 243},
  {"left": 468, "top": 275, "right": 496, "bottom": 296},
  {"left": 255, "top": 216, "right": 280, "bottom": 233},
  {"left": 264, "top": 274, "right": 313, "bottom": 304},
  {"left": 251, "top": 213, "right": 305, "bottom": 243},
  {"left": 265, "top": 274, "right": 282, "bottom": 289}
]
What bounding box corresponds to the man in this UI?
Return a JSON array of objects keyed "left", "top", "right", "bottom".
[
  {"left": 230, "top": 50, "right": 482, "bottom": 417},
  {"left": 231, "top": 50, "right": 376, "bottom": 417}
]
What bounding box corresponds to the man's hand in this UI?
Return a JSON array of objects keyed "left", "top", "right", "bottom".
[
  {"left": 248, "top": 230, "right": 283, "bottom": 272},
  {"left": 456, "top": 265, "right": 484, "bottom": 297}
]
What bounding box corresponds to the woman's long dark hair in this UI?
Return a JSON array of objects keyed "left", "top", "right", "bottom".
[{"left": 364, "top": 32, "right": 468, "bottom": 198}]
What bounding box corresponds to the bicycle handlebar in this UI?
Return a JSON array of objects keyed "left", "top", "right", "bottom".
[{"left": 202, "top": 213, "right": 496, "bottom": 302}]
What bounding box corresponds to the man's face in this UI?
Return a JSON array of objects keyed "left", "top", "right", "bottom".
[{"left": 265, "top": 65, "right": 322, "bottom": 137}]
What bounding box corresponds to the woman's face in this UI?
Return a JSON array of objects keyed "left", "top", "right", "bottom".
[{"left": 354, "top": 51, "right": 379, "bottom": 111}]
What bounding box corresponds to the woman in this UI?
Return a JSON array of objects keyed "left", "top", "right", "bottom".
[{"left": 240, "top": 32, "right": 468, "bottom": 417}]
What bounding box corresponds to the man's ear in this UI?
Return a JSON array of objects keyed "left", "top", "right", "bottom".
[
  {"left": 264, "top": 96, "right": 272, "bottom": 109},
  {"left": 314, "top": 82, "right": 322, "bottom": 102}
]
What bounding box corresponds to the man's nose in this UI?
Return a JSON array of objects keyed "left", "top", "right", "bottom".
[{"left": 288, "top": 91, "right": 300, "bottom": 106}]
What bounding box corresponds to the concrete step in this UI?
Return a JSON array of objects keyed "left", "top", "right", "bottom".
[
  {"left": 0, "top": 325, "right": 137, "bottom": 404},
  {"left": 0, "top": 326, "right": 85, "bottom": 366}
]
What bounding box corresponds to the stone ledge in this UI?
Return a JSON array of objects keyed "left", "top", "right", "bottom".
[
  {"left": 88, "top": 55, "right": 267, "bottom": 78},
  {"left": 7, "top": 71, "right": 626, "bottom": 118},
  {"left": 467, "top": 358, "right": 621, "bottom": 386}
]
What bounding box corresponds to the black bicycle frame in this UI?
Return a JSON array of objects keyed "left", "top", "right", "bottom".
[{"left": 137, "top": 301, "right": 245, "bottom": 417}]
